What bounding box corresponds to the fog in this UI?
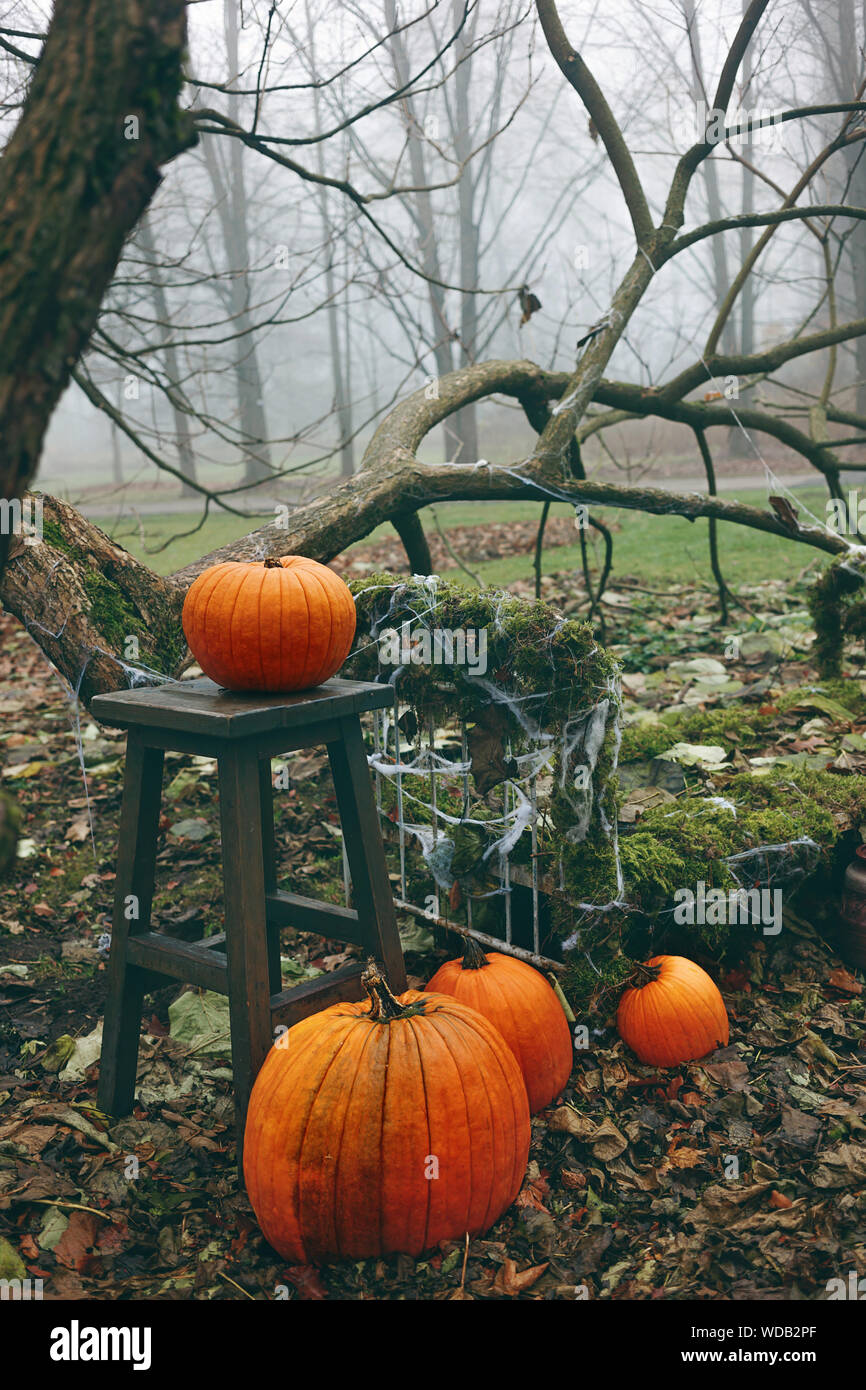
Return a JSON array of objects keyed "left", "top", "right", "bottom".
[{"left": 3, "top": 1, "right": 859, "bottom": 506}]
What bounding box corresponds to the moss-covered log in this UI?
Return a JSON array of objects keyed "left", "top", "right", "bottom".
[
  {"left": 807, "top": 552, "right": 866, "bottom": 676},
  {"left": 1, "top": 495, "right": 185, "bottom": 705}
]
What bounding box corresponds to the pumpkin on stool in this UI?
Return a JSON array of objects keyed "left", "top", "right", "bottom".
[
  {"left": 181, "top": 554, "right": 356, "bottom": 692},
  {"left": 243, "top": 964, "right": 531, "bottom": 1263},
  {"left": 426, "top": 936, "right": 573, "bottom": 1113}
]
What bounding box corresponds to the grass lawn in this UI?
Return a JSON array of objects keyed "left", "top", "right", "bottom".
[{"left": 91, "top": 484, "right": 832, "bottom": 588}]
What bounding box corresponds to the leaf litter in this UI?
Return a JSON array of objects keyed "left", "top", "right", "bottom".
[{"left": 0, "top": 567, "right": 864, "bottom": 1300}]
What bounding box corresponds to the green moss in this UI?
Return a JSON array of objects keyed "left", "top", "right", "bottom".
[
  {"left": 563, "top": 951, "right": 635, "bottom": 1018},
  {"left": 619, "top": 679, "right": 866, "bottom": 765},
  {"left": 80, "top": 571, "right": 183, "bottom": 678},
  {"left": 807, "top": 553, "right": 866, "bottom": 676},
  {"left": 83, "top": 571, "right": 142, "bottom": 652},
  {"left": 348, "top": 571, "right": 619, "bottom": 728},
  {"left": 40, "top": 517, "right": 77, "bottom": 556},
  {"left": 620, "top": 706, "right": 761, "bottom": 763}
]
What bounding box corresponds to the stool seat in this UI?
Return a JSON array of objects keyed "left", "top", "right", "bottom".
[
  {"left": 91, "top": 675, "right": 406, "bottom": 1177},
  {"left": 92, "top": 675, "right": 394, "bottom": 739}
]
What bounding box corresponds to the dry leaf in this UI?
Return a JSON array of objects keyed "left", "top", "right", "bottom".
[
  {"left": 53, "top": 1211, "right": 102, "bottom": 1271},
  {"left": 548, "top": 1106, "right": 595, "bottom": 1141},
  {"left": 827, "top": 968, "right": 862, "bottom": 996},
  {"left": 492, "top": 1257, "right": 549, "bottom": 1296},
  {"left": 667, "top": 1145, "right": 703, "bottom": 1169},
  {"left": 590, "top": 1117, "right": 629, "bottom": 1161}
]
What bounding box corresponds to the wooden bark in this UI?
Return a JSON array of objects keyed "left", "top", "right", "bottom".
[{"left": 2, "top": 495, "right": 184, "bottom": 707}]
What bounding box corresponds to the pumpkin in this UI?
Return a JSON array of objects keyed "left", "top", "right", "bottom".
[
  {"left": 181, "top": 554, "right": 356, "bottom": 692},
  {"left": 617, "top": 954, "right": 729, "bottom": 1067},
  {"left": 426, "top": 936, "right": 573, "bottom": 1113},
  {"left": 243, "top": 964, "right": 531, "bottom": 1263}
]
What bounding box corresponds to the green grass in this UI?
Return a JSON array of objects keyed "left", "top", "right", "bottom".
[
  {"left": 451, "top": 487, "right": 831, "bottom": 589},
  {"left": 91, "top": 484, "right": 832, "bottom": 587}
]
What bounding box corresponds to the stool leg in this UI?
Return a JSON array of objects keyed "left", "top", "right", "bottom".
[
  {"left": 258, "top": 755, "right": 282, "bottom": 993},
  {"left": 328, "top": 716, "right": 407, "bottom": 992},
  {"left": 97, "top": 733, "right": 164, "bottom": 1118},
  {"left": 219, "top": 745, "right": 274, "bottom": 1174}
]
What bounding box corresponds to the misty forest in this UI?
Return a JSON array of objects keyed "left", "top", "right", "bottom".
[{"left": 1, "top": 0, "right": 866, "bottom": 1315}]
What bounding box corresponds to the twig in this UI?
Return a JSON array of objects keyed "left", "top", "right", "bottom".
[
  {"left": 218, "top": 1270, "right": 256, "bottom": 1300},
  {"left": 27, "top": 1199, "right": 112, "bottom": 1220},
  {"left": 428, "top": 506, "right": 483, "bottom": 586}
]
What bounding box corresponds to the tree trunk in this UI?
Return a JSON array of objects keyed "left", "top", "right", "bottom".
[
  {"left": 385, "top": 0, "right": 459, "bottom": 461},
  {"left": 836, "top": 0, "right": 866, "bottom": 415},
  {"left": 730, "top": 0, "right": 756, "bottom": 458},
  {"left": 0, "top": 0, "right": 195, "bottom": 577},
  {"left": 203, "top": 0, "right": 273, "bottom": 491},
  {"left": 138, "top": 214, "right": 199, "bottom": 495},
  {"left": 306, "top": 2, "right": 355, "bottom": 480},
  {"left": 451, "top": 0, "right": 480, "bottom": 462}
]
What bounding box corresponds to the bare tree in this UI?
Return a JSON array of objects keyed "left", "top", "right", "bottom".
[
  {"left": 200, "top": 0, "right": 273, "bottom": 488},
  {"left": 137, "top": 214, "right": 199, "bottom": 496},
  {"left": 5, "top": 0, "right": 866, "bottom": 704}
]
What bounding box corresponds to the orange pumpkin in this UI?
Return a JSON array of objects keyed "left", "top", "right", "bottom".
[
  {"left": 181, "top": 554, "right": 356, "bottom": 692},
  {"left": 426, "top": 937, "right": 573, "bottom": 1113},
  {"left": 243, "top": 965, "right": 530, "bottom": 1264},
  {"left": 617, "top": 954, "right": 729, "bottom": 1067}
]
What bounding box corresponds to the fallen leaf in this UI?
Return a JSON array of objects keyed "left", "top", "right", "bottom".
[
  {"left": 590, "top": 1118, "right": 629, "bottom": 1161},
  {"left": 667, "top": 1145, "right": 704, "bottom": 1169},
  {"left": 548, "top": 1106, "right": 595, "bottom": 1141},
  {"left": 826, "top": 968, "right": 862, "bottom": 996},
  {"left": 53, "top": 1211, "right": 102, "bottom": 1271},
  {"left": 492, "top": 1257, "right": 549, "bottom": 1296}
]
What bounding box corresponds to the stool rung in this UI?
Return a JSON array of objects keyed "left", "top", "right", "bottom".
[
  {"left": 265, "top": 889, "right": 363, "bottom": 946},
  {"left": 127, "top": 932, "right": 229, "bottom": 994},
  {"left": 270, "top": 959, "right": 366, "bottom": 1025}
]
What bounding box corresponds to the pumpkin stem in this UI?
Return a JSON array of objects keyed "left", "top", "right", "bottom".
[
  {"left": 460, "top": 934, "right": 489, "bottom": 971},
  {"left": 263, "top": 556, "right": 284, "bottom": 569},
  {"left": 362, "top": 962, "right": 407, "bottom": 1021},
  {"left": 626, "top": 961, "right": 662, "bottom": 990}
]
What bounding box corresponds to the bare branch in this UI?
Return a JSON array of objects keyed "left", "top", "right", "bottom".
[{"left": 534, "top": 0, "right": 654, "bottom": 247}]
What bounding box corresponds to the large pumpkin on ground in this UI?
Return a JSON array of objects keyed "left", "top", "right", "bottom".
[
  {"left": 181, "top": 555, "right": 356, "bottom": 692},
  {"left": 426, "top": 937, "right": 573, "bottom": 1113},
  {"left": 243, "top": 965, "right": 531, "bottom": 1263},
  {"left": 617, "top": 954, "right": 729, "bottom": 1067}
]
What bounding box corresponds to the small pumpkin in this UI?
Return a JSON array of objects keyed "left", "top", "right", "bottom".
[
  {"left": 243, "top": 964, "right": 530, "bottom": 1263},
  {"left": 426, "top": 936, "right": 572, "bottom": 1113},
  {"left": 617, "top": 954, "right": 729, "bottom": 1067},
  {"left": 181, "top": 554, "right": 356, "bottom": 692}
]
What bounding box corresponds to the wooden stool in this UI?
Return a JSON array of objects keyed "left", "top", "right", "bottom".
[{"left": 90, "top": 676, "right": 406, "bottom": 1172}]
